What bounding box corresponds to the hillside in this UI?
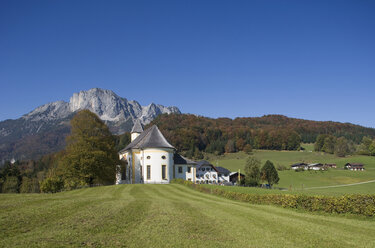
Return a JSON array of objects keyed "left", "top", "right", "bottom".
[
  {"left": 1, "top": 184, "right": 374, "bottom": 247},
  {"left": 151, "top": 114, "right": 375, "bottom": 155},
  {"left": 205, "top": 147, "right": 375, "bottom": 194}
]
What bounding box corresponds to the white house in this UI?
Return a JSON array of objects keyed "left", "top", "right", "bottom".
[
  {"left": 216, "top": 166, "right": 231, "bottom": 183},
  {"left": 195, "top": 160, "right": 219, "bottom": 184},
  {"left": 307, "top": 163, "right": 325, "bottom": 171},
  {"left": 116, "top": 121, "right": 197, "bottom": 184}
]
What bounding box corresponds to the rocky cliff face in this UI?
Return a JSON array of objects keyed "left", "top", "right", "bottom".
[{"left": 0, "top": 88, "right": 180, "bottom": 161}]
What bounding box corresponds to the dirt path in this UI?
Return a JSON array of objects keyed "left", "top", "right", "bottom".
[{"left": 304, "top": 179, "right": 375, "bottom": 190}]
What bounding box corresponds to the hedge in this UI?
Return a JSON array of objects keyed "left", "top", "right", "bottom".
[{"left": 171, "top": 179, "right": 375, "bottom": 217}]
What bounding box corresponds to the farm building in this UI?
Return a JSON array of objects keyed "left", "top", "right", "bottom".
[
  {"left": 345, "top": 163, "right": 365, "bottom": 171},
  {"left": 291, "top": 162, "right": 326, "bottom": 171},
  {"left": 325, "top": 163, "right": 337, "bottom": 168},
  {"left": 291, "top": 163, "right": 308, "bottom": 170},
  {"left": 229, "top": 172, "right": 245, "bottom": 184},
  {"left": 307, "top": 163, "right": 325, "bottom": 170}
]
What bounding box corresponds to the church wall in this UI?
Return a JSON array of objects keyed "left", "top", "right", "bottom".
[{"left": 142, "top": 148, "right": 174, "bottom": 184}]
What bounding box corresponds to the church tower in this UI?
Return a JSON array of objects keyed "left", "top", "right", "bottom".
[{"left": 131, "top": 120, "right": 143, "bottom": 141}]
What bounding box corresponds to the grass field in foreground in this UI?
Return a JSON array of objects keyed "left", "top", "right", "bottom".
[
  {"left": 206, "top": 145, "right": 375, "bottom": 194},
  {"left": 1, "top": 184, "right": 375, "bottom": 248}
]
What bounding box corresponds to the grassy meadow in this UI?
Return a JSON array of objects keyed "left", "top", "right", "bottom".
[
  {"left": 1, "top": 184, "right": 375, "bottom": 248},
  {"left": 206, "top": 144, "right": 375, "bottom": 195}
]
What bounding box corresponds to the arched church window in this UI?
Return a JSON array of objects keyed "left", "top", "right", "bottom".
[
  {"left": 147, "top": 156, "right": 151, "bottom": 159},
  {"left": 161, "top": 155, "right": 166, "bottom": 159}
]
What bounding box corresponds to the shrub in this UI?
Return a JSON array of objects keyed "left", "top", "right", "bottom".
[{"left": 40, "top": 177, "right": 64, "bottom": 193}]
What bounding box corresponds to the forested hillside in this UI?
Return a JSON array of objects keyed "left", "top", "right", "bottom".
[{"left": 150, "top": 114, "right": 375, "bottom": 156}]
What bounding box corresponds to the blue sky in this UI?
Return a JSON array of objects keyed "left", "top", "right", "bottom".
[{"left": 1, "top": 0, "right": 374, "bottom": 127}]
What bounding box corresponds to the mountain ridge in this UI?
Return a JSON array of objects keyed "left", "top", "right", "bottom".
[{"left": 0, "top": 88, "right": 180, "bottom": 162}]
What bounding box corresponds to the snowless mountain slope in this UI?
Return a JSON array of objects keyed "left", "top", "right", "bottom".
[{"left": 0, "top": 88, "right": 180, "bottom": 161}]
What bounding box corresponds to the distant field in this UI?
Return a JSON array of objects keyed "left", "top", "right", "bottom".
[
  {"left": 1, "top": 184, "right": 374, "bottom": 247},
  {"left": 206, "top": 144, "right": 375, "bottom": 194}
]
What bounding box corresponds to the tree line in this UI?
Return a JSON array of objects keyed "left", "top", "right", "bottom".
[
  {"left": 314, "top": 134, "right": 375, "bottom": 157},
  {"left": 146, "top": 114, "right": 375, "bottom": 159}
]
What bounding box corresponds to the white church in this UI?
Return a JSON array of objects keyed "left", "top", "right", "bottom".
[{"left": 116, "top": 121, "right": 197, "bottom": 184}]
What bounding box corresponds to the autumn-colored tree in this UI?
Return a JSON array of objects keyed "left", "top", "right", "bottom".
[
  {"left": 236, "top": 138, "right": 245, "bottom": 151},
  {"left": 59, "top": 110, "right": 119, "bottom": 188},
  {"left": 225, "top": 140, "right": 236, "bottom": 153}
]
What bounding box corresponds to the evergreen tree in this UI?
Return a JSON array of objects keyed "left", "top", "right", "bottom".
[
  {"left": 260, "top": 160, "right": 279, "bottom": 187},
  {"left": 314, "top": 134, "right": 327, "bottom": 151},
  {"left": 60, "top": 110, "right": 119, "bottom": 188},
  {"left": 244, "top": 156, "right": 261, "bottom": 186}
]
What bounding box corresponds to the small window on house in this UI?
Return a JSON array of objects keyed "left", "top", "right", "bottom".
[
  {"left": 161, "top": 155, "right": 166, "bottom": 159},
  {"left": 147, "top": 165, "right": 151, "bottom": 180},
  {"left": 140, "top": 166, "right": 143, "bottom": 179},
  {"left": 187, "top": 166, "right": 191, "bottom": 173},
  {"left": 178, "top": 166, "right": 183, "bottom": 173},
  {"left": 162, "top": 165, "right": 166, "bottom": 180},
  {"left": 147, "top": 156, "right": 151, "bottom": 159},
  {"left": 188, "top": 179, "right": 191, "bottom": 181}
]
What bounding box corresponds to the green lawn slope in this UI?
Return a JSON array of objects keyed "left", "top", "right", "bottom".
[
  {"left": 1, "top": 184, "right": 374, "bottom": 247},
  {"left": 206, "top": 144, "right": 375, "bottom": 195}
]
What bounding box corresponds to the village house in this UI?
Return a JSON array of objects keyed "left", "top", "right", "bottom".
[
  {"left": 229, "top": 172, "right": 245, "bottom": 185},
  {"left": 291, "top": 163, "right": 308, "bottom": 170},
  {"left": 307, "top": 163, "right": 325, "bottom": 170},
  {"left": 195, "top": 160, "right": 219, "bottom": 184},
  {"left": 291, "top": 162, "right": 326, "bottom": 171},
  {"left": 345, "top": 163, "right": 365, "bottom": 171},
  {"left": 216, "top": 166, "right": 231, "bottom": 183},
  {"left": 325, "top": 163, "right": 337, "bottom": 168}
]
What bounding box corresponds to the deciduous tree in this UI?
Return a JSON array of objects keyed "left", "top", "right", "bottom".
[
  {"left": 244, "top": 156, "right": 261, "bottom": 186},
  {"left": 60, "top": 110, "right": 119, "bottom": 188}
]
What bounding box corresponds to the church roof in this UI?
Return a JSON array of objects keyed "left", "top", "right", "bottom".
[
  {"left": 174, "top": 154, "right": 197, "bottom": 165},
  {"left": 131, "top": 120, "right": 144, "bottom": 133},
  {"left": 121, "top": 125, "right": 175, "bottom": 151}
]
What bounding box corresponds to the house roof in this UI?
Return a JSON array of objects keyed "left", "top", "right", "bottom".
[
  {"left": 196, "top": 160, "right": 219, "bottom": 172},
  {"left": 229, "top": 172, "right": 245, "bottom": 178},
  {"left": 291, "top": 163, "right": 307, "bottom": 167},
  {"left": 131, "top": 120, "right": 144, "bottom": 133},
  {"left": 121, "top": 125, "right": 174, "bottom": 152},
  {"left": 345, "top": 163, "right": 364, "bottom": 167},
  {"left": 308, "top": 163, "right": 323, "bottom": 167},
  {"left": 216, "top": 166, "right": 231, "bottom": 175},
  {"left": 174, "top": 154, "right": 197, "bottom": 165}
]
